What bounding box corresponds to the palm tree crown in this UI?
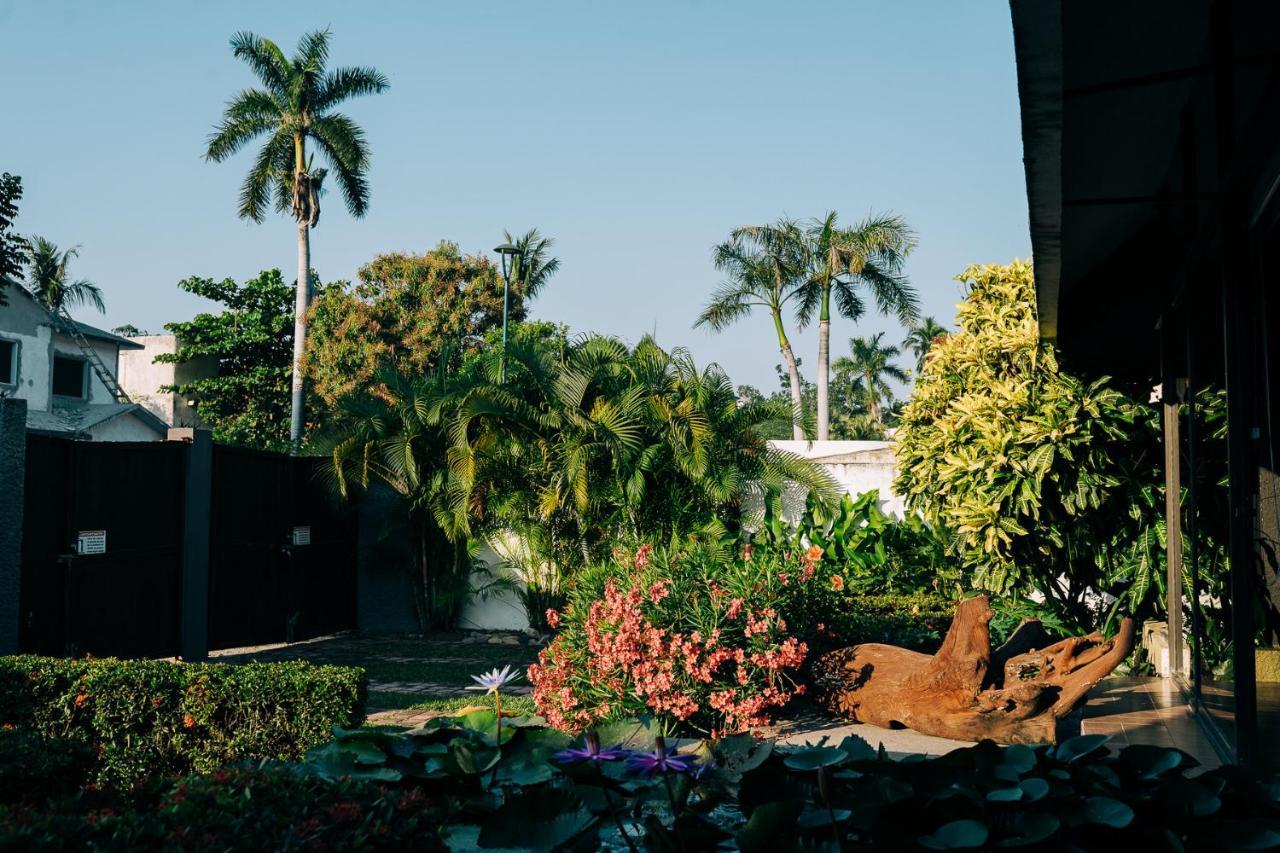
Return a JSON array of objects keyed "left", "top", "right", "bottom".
[
  {"left": 796, "top": 210, "right": 918, "bottom": 440},
  {"left": 25, "top": 237, "right": 105, "bottom": 314},
  {"left": 698, "top": 221, "right": 810, "bottom": 439},
  {"left": 503, "top": 229, "right": 560, "bottom": 300},
  {"left": 903, "top": 316, "right": 949, "bottom": 372},
  {"left": 833, "top": 332, "right": 909, "bottom": 425},
  {"left": 205, "top": 29, "right": 388, "bottom": 225}
]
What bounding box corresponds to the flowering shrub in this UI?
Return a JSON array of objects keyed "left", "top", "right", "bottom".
[{"left": 530, "top": 543, "right": 811, "bottom": 736}]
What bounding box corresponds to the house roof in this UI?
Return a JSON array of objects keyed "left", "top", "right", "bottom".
[
  {"left": 26, "top": 402, "right": 168, "bottom": 437},
  {"left": 1009, "top": 0, "right": 1280, "bottom": 377},
  {"left": 9, "top": 286, "right": 143, "bottom": 349},
  {"left": 64, "top": 319, "right": 144, "bottom": 350}
]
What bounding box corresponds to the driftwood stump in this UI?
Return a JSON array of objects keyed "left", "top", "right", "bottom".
[{"left": 812, "top": 595, "right": 1136, "bottom": 744}]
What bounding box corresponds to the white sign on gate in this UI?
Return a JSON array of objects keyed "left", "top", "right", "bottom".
[
  {"left": 76, "top": 530, "right": 106, "bottom": 555},
  {"left": 291, "top": 526, "right": 311, "bottom": 546}
]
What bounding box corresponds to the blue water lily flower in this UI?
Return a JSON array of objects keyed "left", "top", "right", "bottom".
[
  {"left": 466, "top": 665, "right": 521, "bottom": 695},
  {"left": 624, "top": 739, "right": 699, "bottom": 777},
  {"left": 553, "top": 732, "right": 630, "bottom": 765}
]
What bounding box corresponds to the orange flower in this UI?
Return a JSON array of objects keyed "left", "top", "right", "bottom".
[
  {"left": 829, "top": 575, "right": 844, "bottom": 592},
  {"left": 73, "top": 693, "right": 88, "bottom": 708},
  {"left": 805, "top": 545, "right": 824, "bottom": 562},
  {"left": 182, "top": 714, "right": 197, "bottom": 729}
]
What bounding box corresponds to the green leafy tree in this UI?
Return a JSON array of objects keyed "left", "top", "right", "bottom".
[
  {"left": 23, "top": 237, "right": 105, "bottom": 314},
  {"left": 304, "top": 241, "right": 518, "bottom": 407},
  {"left": 205, "top": 29, "right": 388, "bottom": 447},
  {"left": 796, "top": 211, "right": 917, "bottom": 440},
  {"left": 833, "top": 332, "right": 907, "bottom": 426},
  {"left": 903, "top": 315, "right": 949, "bottom": 372},
  {"left": 0, "top": 173, "right": 28, "bottom": 305},
  {"left": 698, "top": 221, "right": 809, "bottom": 439},
  {"left": 894, "top": 260, "right": 1154, "bottom": 628},
  {"left": 158, "top": 270, "right": 327, "bottom": 451}
]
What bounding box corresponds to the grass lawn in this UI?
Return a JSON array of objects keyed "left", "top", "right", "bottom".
[{"left": 211, "top": 633, "right": 542, "bottom": 715}]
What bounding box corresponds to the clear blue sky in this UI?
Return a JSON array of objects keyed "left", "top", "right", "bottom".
[{"left": 1, "top": 0, "right": 1029, "bottom": 392}]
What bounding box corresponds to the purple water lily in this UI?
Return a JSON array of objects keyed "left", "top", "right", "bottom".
[
  {"left": 553, "top": 732, "right": 629, "bottom": 765},
  {"left": 624, "top": 737, "right": 699, "bottom": 777},
  {"left": 465, "top": 665, "right": 520, "bottom": 695}
]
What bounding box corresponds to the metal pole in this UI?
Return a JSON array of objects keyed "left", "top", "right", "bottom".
[{"left": 500, "top": 254, "right": 511, "bottom": 384}]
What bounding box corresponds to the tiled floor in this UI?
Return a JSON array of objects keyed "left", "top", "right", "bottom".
[{"left": 1079, "top": 676, "right": 1222, "bottom": 768}]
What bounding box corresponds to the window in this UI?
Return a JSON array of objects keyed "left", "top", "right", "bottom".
[
  {"left": 0, "top": 339, "right": 14, "bottom": 386},
  {"left": 52, "top": 355, "right": 87, "bottom": 398}
]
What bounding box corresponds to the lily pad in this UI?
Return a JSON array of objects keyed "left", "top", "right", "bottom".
[{"left": 919, "top": 819, "right": 990, "bottom": 850}]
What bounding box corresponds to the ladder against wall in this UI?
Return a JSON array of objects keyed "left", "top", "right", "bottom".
[{"left": 51, "top": 305, "right": 132, "bottom": 404}]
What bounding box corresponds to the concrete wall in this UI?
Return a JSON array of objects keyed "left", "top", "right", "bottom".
[
  {"left": 458, "top": 535, "right": 533, "bottom": 632},
  {"left": 87, "top": 412, "right": 168, "bottom": 442},
  {"left": 118, "top": 335, "right": 213, "bottom": 427},
  {"left": 768, "top": 440, "right": 904, "bottom": 519},
  {"left": 0, "top": 293, "right": 53, "bottom": 410},
  {"left": 0, "top": 398, "right": 25, "bottom": 654}
]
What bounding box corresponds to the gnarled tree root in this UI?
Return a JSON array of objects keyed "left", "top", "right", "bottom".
[{"left": 812, "top": 595, "right": 1136, "bottom": 745}]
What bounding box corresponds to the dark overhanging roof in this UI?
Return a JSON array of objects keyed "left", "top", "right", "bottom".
[{"left": 1009, "top": 0, "right": 1280, "bottom": 379}]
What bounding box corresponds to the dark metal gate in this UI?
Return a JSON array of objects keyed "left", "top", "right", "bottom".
[
  {"left": 19, "top": 435, "right": 185, "bottom": 657},
  {"left": 18, "top": 435, "right": 357, "bottom": 658}
]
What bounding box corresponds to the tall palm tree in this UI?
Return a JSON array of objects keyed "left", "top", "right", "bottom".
[
  {"left": 24, "top": 237, "right": 105, "bottom": 314},
  {"left": 833, "top": 332, "right": 909, "bottom": 426},
  {"left": 798, "top": 211, "right": 918, "bottom": 440},
  {"left": 503, "top": 228, "right": 560, "bottom": 299},
  {"left": 698, "top": 220, "right": 808, "bottom": 439},
  {"left": 206, "top": 29, "right": 388, "bottom": 448},
  {"left": 903, "top": 315, "right": 948, "bottom": 372}
]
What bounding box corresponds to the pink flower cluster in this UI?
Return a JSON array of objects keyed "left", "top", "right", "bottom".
[{"left": 530, "top": 550, "right": 809, "bottom": 736}]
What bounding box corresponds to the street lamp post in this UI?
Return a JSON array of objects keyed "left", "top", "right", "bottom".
[{"left": 493, "top": 242, "right": 520, "bottom": 382}]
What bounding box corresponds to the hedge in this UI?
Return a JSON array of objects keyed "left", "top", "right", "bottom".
[
  {"left": 0, "top": 763, "right": 447, "bottom": 851},
  {"left": 813, "top": 592, "right": 957, "bottom": 653},
  {"left": 0, "top": 656, "right": 366, "bottom": 787}
]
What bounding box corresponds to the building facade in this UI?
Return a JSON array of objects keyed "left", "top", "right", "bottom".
[{"left": 0, "top": 288, "right": 167, "bottom": 441}]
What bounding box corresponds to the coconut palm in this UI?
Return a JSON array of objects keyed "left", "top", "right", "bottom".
[
  {"left": 903, "top": 315, "right": 949, "bottom": 372},
  {"left": 24, "top": 237, "right": 105, "bottom": 314},
  {"left": 697, "top": 220, "right": 808, "bottom": 439},
  {"left": 798, "top": 211, "right": 917, "bottom": 440},
  {"left": 502, "top": 228, "right": 560, "bottom": 299},
  {"left": 205, "top": 29, "right": 388, "bottom": 447},
  {"left": 833, "top": 332, "right": 909, "bottom": 426}
]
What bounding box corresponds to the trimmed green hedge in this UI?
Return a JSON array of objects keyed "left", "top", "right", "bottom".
[
  {"left": 810, "top": 592, "right": 957, "bottom": 654},
  {"left": 0, "top": 656, "right": 366, "bottom": 787}
]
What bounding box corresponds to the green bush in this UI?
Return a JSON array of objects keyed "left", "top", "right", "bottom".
[
  {"left": 0, "top": 728, "right": 92, "bottom": 806},
  {"left": 0, "top": 656, "right": 366, "bottom": 788},
  {"left": 0, "top": 765, "right": 447, "bottom": 851}
]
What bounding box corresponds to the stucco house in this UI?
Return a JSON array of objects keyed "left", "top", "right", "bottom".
[{"left": 0, "top": 287, "right": 168, "bottom": 441}]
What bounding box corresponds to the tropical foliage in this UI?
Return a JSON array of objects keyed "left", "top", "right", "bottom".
[
  {"left": 206, "top": 28, "right": 388, "bottom": 445},
  {"left": 158, "top": 270, "right": 326, "bottom": 451},
  {"left": 23, "top": 237, "right": 104, "bottom": 313},
  {"left": 903, "top": 315, "right": 949, "bottom": 372},
  {"left": 893, "top": 260, "right": 1168, "bottom": 630},
  {"left": 833, "top": 332, "right": 909, "bottom": 426},
  {"left": 0, "top": 173, "right": 26, "bottom": 305},
  {"left": 327, "top": 326, "right": 838, "bottom": 629},
  {"left": 699, "top": 220, "right": 809, "bottom": 439}
]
